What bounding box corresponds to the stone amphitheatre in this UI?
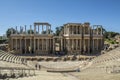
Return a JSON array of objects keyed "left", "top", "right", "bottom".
[{"left": 0, "top": 22, "right": 120, "bottom": 80}]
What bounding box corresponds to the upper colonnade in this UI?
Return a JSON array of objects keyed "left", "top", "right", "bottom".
[
  {"left": 34, "top": 22, "right": 51, "bottom": 34},
  {"left": 11, "top": 22, "right": 52, "bottom": 35},
  {"left": 63, "top": 22, "right": 103, "bottom": 36}
]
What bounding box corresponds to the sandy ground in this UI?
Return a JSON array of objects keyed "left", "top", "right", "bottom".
[
  {"left": 70, "top": 72, "right": 120, "bottom": 80},
  {"left": 8, "top": 70, "right": 120, "bottom": 80},
  {"left": 9, "top": 70, "right": 80, "bottom": 80}
]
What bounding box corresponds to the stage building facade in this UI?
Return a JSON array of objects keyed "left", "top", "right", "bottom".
[{"left": 9, "top": 22, "right": 104, "bottom": 55}]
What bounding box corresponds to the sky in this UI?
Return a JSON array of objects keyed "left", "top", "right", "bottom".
[{"left": 0, "top": 0, "right": 120, "bottom": 35}]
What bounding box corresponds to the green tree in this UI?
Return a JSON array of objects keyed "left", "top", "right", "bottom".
[
  {"left": 41, "top": 29, "right": 53, "bottom": 34},
  {"left": 104, "top": 31, "right": 119, "bottom": 39},
  {"left": 54, "top": 26, "right": 64, "bottom": 36},
  {"left": 27, "top": 29, "right": 34, "bottom": 34},
  {"left": 6, "top": 28, "right": 16, "bottom": 37}
]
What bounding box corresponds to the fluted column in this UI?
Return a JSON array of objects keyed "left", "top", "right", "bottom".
[
  {"left": 93, "top": 39, "right": 94, "bottom": 52},
  {"left": 42, "top": 39, "right": 43, "bottom": 51},
  {"left": 34, "top": 25, "right": 36, "bottom": 34},
  {"left": 80, "top": 39, "right": 81, "bottom": 51},
  {"left": 68, "top": 39, "right": 70, "bottom": 54},
  {"left": 76, "top": 39, "right": 78, "bottom": 50},
  {"left": 42, "top": 25, "right": 44, "bottom": 34},
  {"left": 34, "top": 38, "right": 36, "bottom": 54},
  {"left": 63, "top": 39, "right": 64, "bottom": 50},
  {"left": 88, "top": 27, "right": 90, "bottom": 35},
  {"left": 80, "top": 25, "right": 82, "bottom": 34},
  {"left": 61, "top": 38, "right": 63, "bottom": 51},
  {"left": 49, "top": 39, "right": 51, "bottom": 51},
  {"left": 20, "top": 38, "right": 22, "bottom": 53},
  {"left": 65, "top": 26, "right": 67, "bottom": 34},
  {"left": 49, "top": 26, "right": 51, "bottom": 34},
  {"left": 72, "top": 26, "right": 73, "bottom": 34},
  {"left": 53, "top": 38, "right": 55, "bottom": 52},
  {"left": 101, "top": 26, "right": 103, "bottom": 36},
  {"left": 88, "top": 39, "right": 90, "bottom": 54},
  {"left": 25, "top": 25, "right": 26, "bottom": 34},
  {"left": 84, "top": 26, "right": 85, "bottom": 34},
  {"left": 11, "top": 38, "right": 13, "bottom": 50},
  {"left": 76, "top": 26, "right": 77, "bottom": 34},
  {"left": 46, "top": 39, "right": 47, "bottom": 51},
  {"left": 38, "top": 25, "right": 39, "bottom": 34},
  {"left": 46, "top": 26, "right": 48, "bottom": 34},
  {"left": 84, "top": 39, "right": 86, "bottom": 53},
  {"left": 101, "top": 39, "right": 103, "bottom": 50},
  {"left": 25, "top": 38, "right": 26, "bottom": 54},
  {"left": 64, "top": 26, "right": 65, "bottom": 34},
  {"left": 97, "top": 26, "right": 99, "bottom": 35},
  {"left": 16, "top": 26, "right": 17, "bottom": 34},
  {"left": 16, "top": 38, "right": 17, "bottom": 50},
  {"left": 97, "top": 39, "right": 98, "bottom": 50},
  {"left": 30, "top": 38, "right": 32, "bottom": 54},
  {"left": 68, "top": 26, "right": 70, "bottom": 35},
  {"left": 93, "top": 26, "right": 94, "bottom": 35},
  {"left": 37, "top": 38, "right": 39, "bottom": 51},
  {"left": 11, "top": 27, "right": 13, "bottom": 34},
  {"left": 30, "top": 25, "right": 32, "bottom": 34}
]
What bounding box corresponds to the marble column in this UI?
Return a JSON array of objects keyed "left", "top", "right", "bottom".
[
  {"left": 25, "top": 38, "right": 26, "bottom": 54},
  {"left": 68, "top": 26, "right": 69, "bottom": 35},
  {"left": 93, "top": 39, "right": 94, "bottom": 52},
  {"left": 16, "top": 38, "right": 17, "bottom": 50},
  {"left": 75, "top": 26, "right": 77, "bottom": 34},
  {"left": 30, "top": 38, "right": 32, "bottom": 54},
  {"left": 42, "top": 39, "right": 43, "bottom": 51},
  {"left": 77, "top": 26, "right": 78, "bottom": 34},
  {"left": 84, "top": 39, "right": 86, "bottom": 52},
  {"left": 101, "top": 39, "right": 103, "bottom": 50},
  {"left": 93, "top": 26, "right": 94, "bottom": 35},
  {"left": 72, "top": 26, "right": 74, "bottom": 34},
  {"left": 11, "top": 38, "right": 13, "bottom": 50},
  {"left": 42, "top": 25, "right": 44, "bottom": 33},
  {"left": 49, "top": 39, "right": 50, "bottom": 51},
  {"left": 97, "top": 26, "right": 99, "bottom": 35},
  {"left": 84, "top": 26, "right": 85, "bottom": 34},
  {"left": 37, "top": 38, "right": 39, "bottom": 51},
  {"left": 50, "top": 26, "right": 51, "bottom": 34},
  {"left": 80, "top": 26, "right": 81, "bottom": 34},
  {"left": 25, "top": 25, "right": 26, "bottom": 34},
  {"left": 97, "top": 39, "right": 99, "bottom": 50},
  {"left": 16, "top": 26, "right": 17, "bottom": 34},
  {"left": 34, "top": 38, "right": 36, "bottom": 54},
  {"left": 30, "top": 25, "right": 32, "bottom": 34},
  {"left": 53, "top": 38, "right": 55, "bottom": 52},
  {"left": 46, "top": 26, "right": 48, "bottom": 34},
  {"left": 65, "top": 26, "right": 67, "bottom": 34},
  {"left": 63, "top": 39, "right": 64, "bottom": 50},
  {"left": 80, "top": 39, "right": 81, "bottom": 51},
  {"left": 20, "top": 38, "right": 22, "bottom": 53},
  {"left": 46, "top": 39, "right": 47, "bottom": 51},
  {"left": 11, "top": 27, "right": 13, "bottom": 34},
  {"left": 64, "top": 26, "right": 65, "bottom": 34},
  {"left": 101, "top": 26, "right": 103, "bottom": 36},
  {"left": 34, "top": 25, "right": 36, "bottom": 34},
  {"left": 76, "top": 39, "right": 78, "bottom": 50},
  {"left": 88, "top": 39, "right": 90, "bottom": 53},
  {"left": 61, "top": 38, "right": 63, "bottom": 51},
  {"left": 88, "top": 27, "right": 90, "bottom": 35},
  {"left": 38, "top": 25, "right": 39, "bottom": 34},
  {"left": 68, "top": 39, "right": 70, "bottom": 54}
]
